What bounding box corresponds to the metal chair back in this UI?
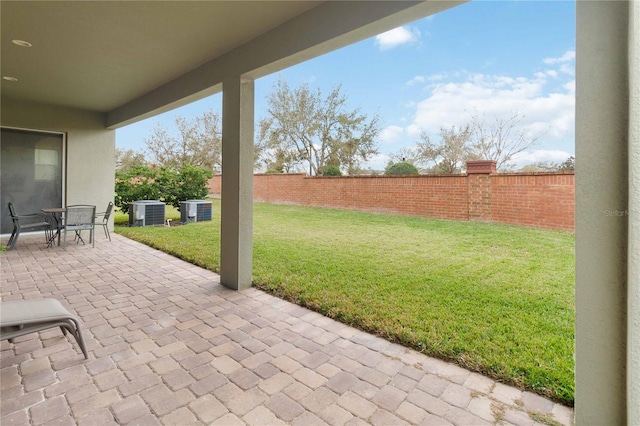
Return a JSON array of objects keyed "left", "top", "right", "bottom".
[{"left": 64, "top": 205, "right": 96, "bottom": 249}]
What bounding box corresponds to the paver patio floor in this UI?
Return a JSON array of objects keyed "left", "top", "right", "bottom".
[{"left": 1, "top": 233, "right": 573, "bottom": 425}]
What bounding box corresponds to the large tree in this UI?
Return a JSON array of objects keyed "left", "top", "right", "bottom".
[
  {"left": 115, "top": 148, "right": 146, "bottom": 171},
  {"left": 262, "top": 146, "right": 302, "bottom": 173},
  {"left": 558, "top": 155, "right": 575, "bottom": 171},
  {"left": 415, "top": 124, "right": 475, "bottom": 174},
  {"left": 259, "top": 79, "right": 380, "bottom": 176},
  {"left": 387, "top": 148, "right": 421, "bottom": 167},
  {"left": 391, "top": 111, "right": 542, "bottom": 173},
  {"left": 470, "top": 112, "right": 542, "bottom": 170},
  {"left": 145, "top": 109, "right": 222, "bottom": 172}
]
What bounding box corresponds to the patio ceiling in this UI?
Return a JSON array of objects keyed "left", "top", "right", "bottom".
[
  {"left": 0, "top": 1, "right": 319, "bottom": 113},
  {"left": 0, "top": 1, "right": 463, "bottom": 128}
]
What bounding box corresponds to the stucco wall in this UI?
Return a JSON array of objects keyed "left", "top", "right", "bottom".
[
  {"left": 1, "top": 98, "right": 115, "bottom": 229},
  {"left": 628, "top": 2, "right": 640, "bottom": 423},
  {"left": 575, "top": 1, "right": 629, "bottom": 423}
]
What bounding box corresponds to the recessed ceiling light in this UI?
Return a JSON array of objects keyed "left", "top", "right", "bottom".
[
  {"left": 12, "top": 39, "right": 32, "bottom": 47},
  {"left": 3, "top": 76, "right": 18, "bottom": 82}
]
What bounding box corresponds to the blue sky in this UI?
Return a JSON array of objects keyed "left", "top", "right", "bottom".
[{"left": 116, "top": 1, "right": 576, "bottom": 171}]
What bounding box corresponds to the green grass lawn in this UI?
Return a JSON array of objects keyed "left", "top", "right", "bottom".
[{"left": 115, "top": 199, "right": 575, "bottom": 405}]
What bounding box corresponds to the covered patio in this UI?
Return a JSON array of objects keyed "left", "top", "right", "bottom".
[
  {"left": 2, "top": 1, "right": 639, "bottom": 423},
  {"left": 1, "top": 235, "right": 572, "bottom": 425}
]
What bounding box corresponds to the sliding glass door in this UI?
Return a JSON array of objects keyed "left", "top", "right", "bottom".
[{"left": 1, "top": 127, "right": 65, "bottom": 234}]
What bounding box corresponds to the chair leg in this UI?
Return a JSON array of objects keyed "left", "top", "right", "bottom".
[
  {"left": 7, "top": 226, "right": 20, "bottom": 250},
  {"left": 74, "top": 230, "right": 85, "bottom": 245},
  {"left": 7, "top": 226, "right": 19, "bottom": 250},
  {"left": 67, "top": 319, "right": 88, "bottom": 359},
  {"left": 58, "top": 321, "right": 88, "bottom": 359},
  {"left": 45, "top": 227, "right": 53, "bottom": 247},
  {"left": 103, "top": 223, "right": 111, "bottom": 241}
]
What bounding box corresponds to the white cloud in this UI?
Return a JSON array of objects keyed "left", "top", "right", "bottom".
[
  {"left": 536, "top": 70, "right": 558, "bottom": 79},
  {"left": 405, "top": 71, "right": 575, "bottom": 148},
  {"left": 362, "top": 153, "right": 391, "bottom": 172},
  {"left": 559, "top": 63, "right": 574, "bottom": 76},
  {"left": 543, "top": 50, "right": 575, "bottom": 64},
  {"left": 511, "top": 149, "right": 573, "bottom": 168},
  {"left": 543, "top": 50, "right": 575, "bottom": 76},
  {"left": 563, "top": 80, "right": 575, "bottom": 93},
  {"left": 380, "top": 125, "right": 404, "bottom": 144},
  {"left": 375, "top": 26, "right": 420, "bottom": 50},
  {"left": 406, "top": 76, "right": 425, "bottom": 86}
]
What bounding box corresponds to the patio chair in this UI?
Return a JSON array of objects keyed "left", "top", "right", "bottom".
[
  {"left": 63, "top": 205, "right": 96, "bottom": 249},
  {"left": 6, "top": 202, "right": 52, "bottom": 250},
  {"left": 0, "top": 298, "right": 88, "bottom": 359},
  {"left": 95, "top": 202, "right": 113, "bottom": 241}
]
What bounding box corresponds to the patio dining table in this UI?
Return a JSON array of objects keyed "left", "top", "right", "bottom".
[{"left": 41, "top": 207, "right": 64, "bottom": 247}]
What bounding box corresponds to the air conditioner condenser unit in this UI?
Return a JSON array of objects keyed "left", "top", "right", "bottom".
[
  {"left": 180, "top": 200, "right": 212, "bottom": 224},
  {"left": 128, "top": 200, "right": 165, "bottom": 227}
]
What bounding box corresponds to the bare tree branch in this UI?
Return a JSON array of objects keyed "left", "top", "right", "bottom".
[
  {"left": 470, "top": 112, "right": 542, "bottom": 170},
  {"left": 115, "top": 148, "right": 146, "bottom": 171},
  {"left": 144, "top": 109, "right": 222, "bottom": 171}
]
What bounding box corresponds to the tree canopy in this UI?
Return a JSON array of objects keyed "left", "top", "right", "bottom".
[
  {"left": 391, "top": 111, "right": 543, "bottom": 173},
  {"left": 385, "top": 161, "right": 419, "bottom": 175},
  {"left": 518, "top": 155, "right": 575, "bottom": 172},
  {"left": 258, "top": 79, "right": 380, "bottom": 176},
  {"left": 145, "top": 109, "right": 222, "bottom": 172},
  {"left": 116, "top": 148, "right": 146, "bottom": 171},
  {"left": 416, "top": 125, "right": 475, "bottom": 174},
  {"left": 558, "top": 155, "right": 575, "bottom": 171}
]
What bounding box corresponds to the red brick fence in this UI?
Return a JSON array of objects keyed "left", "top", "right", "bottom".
[{"left": 208, "top": 160, "right": 575, "bottom": 231}]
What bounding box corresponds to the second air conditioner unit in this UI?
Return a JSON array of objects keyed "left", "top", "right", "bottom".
[{"left": 180, "top": 200, "right": 212, "bottom": 224}]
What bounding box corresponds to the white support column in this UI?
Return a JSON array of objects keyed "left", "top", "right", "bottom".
[
  {"left": 575, "top": 2, "right": 629, "bottom": 423},
  {"left": 628, "top": 1, "right": 640, "bottom": 423},
  {"left": 220, "top": 76, "right": 254, "bottom": 290}
]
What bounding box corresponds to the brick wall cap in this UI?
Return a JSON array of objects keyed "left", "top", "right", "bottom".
[
  {"left": 302, "top": 173, "right": 465, "bottom": 179},
  {"left": 495, "top": 171, "right": 575, "bottom": 176},
  {"left": 254, "top": 172, "right": 307, "bottom": 177},
  {"left": 466, "top": 160, "right": 497, "bottom": 174}
]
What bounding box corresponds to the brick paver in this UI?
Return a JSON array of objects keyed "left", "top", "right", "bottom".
[{"left": 0, "top": 234, "right": 574, "bottom": 425}]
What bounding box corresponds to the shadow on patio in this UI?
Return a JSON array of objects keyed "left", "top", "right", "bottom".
[{"left": 1, "top": 234, "right": 573, "bottom": 425}]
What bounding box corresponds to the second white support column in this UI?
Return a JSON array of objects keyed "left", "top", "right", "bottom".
[{"left": 220, "top": 76, "right": 255, "bottom": 290}]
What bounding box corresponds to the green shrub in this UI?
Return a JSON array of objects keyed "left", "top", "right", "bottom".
[
  {"left": 157, "top": 165, "right": 212, "bottom": 210},
  {"left": 322, "top": 166, "right": 342, "bottom": 176},
  {"left": 115, "top": 164, "right": 212, "bottom": 214},
  {"left": 385, "top": 161, "right": 419, "bottom": 175},
  {"left": 115, "top": 165, "right": 160, "bottom": 214}
]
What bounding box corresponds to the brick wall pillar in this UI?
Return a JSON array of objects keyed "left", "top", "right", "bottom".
[{"left": 467, "top": 160, "right": 496, "bottom": 222}]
